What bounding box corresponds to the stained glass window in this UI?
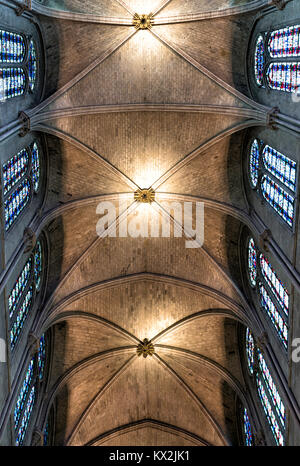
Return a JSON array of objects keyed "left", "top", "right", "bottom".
[
  {"left": 0, "top": 30, "right": 25, "bottom": 63},
  {"left": 257, "top": 350, "right": 285, "bottom": 427},
  {"left": 28, "top": 40, "right": 37, "bottom": 91},
  {"left": 15, "top": 385, "right": 36, "bottom": 446},
  {"left": 2, "top": 148, "right": 29, "bottom": 195},
  {"left": 262, "top": 145, "right": 296, "bottom": 192},
  {"left": 268, "top": 25, "right": 300, "bottom": 58},
  {"left": 8, "top": 258, "right": 32, "bottom": 319},
  {"left": 249, "top": 139, "right": 260, "bottom": 188},
  {"left": 246, "top": 333, "right": 286, "bottom": 444},
  {"left": 14, "top": 359, "right": 34, "bottom": 430},
  {"left": 246, "top": 328, "right": 255, "bottom": 375},
  {"left": 256, "top": 349, "right": 286, "bottom": 446},
  {"left": 0, "top": 29, "right": 39, "bottom": 101},
  {"left": 261, "top": 176, "right": 294, "bottom": 227},
  {"left": 43, "top": 421, "right": 49, "bottom": 446},
  {"left": 14, "top": 334, "right": 48, "bottom": 445},
  {"left": 31, "top": 142, "right": 40, "bottom": 193},
  {"left": 34, "top": 241, "right": 43, "bottom": 291},
  {"left": 4, "top": 178, "right": 31, "bottom": 230},
  {"left": 248, "top": 238, "right": 257, "bottom": 287},
  {"left": 38, "top": 334, "right": 46, "bottom": 380},
  {"left": 259, "top": 284, "right": 288, "bottom": 348},
  {"left": 257, "top": 376, "right": 284, "bottom": 446},
  {"left": 259, "top": 254, "right": 289, "bottom": 315},
  {"left": 255, "top": 36, "right": 265, "bottom": 87},
  {"left": 248, "top": 140, "right": 297, "bottom": 227},
  {"left": 0, "top": 67, "right": 26, "bottom": 101},
  {"left": 10, "top": 286, "right": 34, "bottom": 350},
  {"left": 2, "top": 142, "right": 42, "bottom": 231},
  {"left": 267, "top": 62, "right": 300, "bottom": 93},
  {"left": 243, "top": 407, "right": 253, "bottom": 446}
]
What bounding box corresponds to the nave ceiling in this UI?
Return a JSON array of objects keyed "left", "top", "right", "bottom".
[{"left": 5, "top": 0, "right": 290, "bottom": 446}]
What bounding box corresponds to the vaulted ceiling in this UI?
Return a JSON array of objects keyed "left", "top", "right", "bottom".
[{"left": 37, "top": 0, "right": 262, "bottom": 446}]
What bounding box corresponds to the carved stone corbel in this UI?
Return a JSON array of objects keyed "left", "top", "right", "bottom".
[
  {"left": 255, "top": 429, "right": 266, "bottom": 446},
  {"left": 266, "top": 107, "right": 279, "bottom": 130},
  {"left": 31, "top": 429, "right": 43, "bottom": 446},
  {"left": 257, "top": 331, "right": 269, "bottom": 350},
  {"left": 23, "top": 227, "right": 37, "bottom": 254},
  {"left": 18, "top": 111, "right": 31, "bottom": 137},
  {"left": 270, "top": 0, "right": 287, "bottom": 10},
  {"left": 28, "top": 332, "right": 40, "bottom": 356},
  {"left": 259, "top": 229, "right": 272, "bottom": 253},
  {"left": 16, "top": 0, "right": 32, "bottom": 16}
]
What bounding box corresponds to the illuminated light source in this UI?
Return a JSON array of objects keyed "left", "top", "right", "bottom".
[
  {"left": 137, "top": 339, "right": 155, "bottom": 358},
  {"left": 133, "top": 13, "right": 153, "bottom": 30},
  {"left": 134, "top": 187, "right": 155, "bottom": 203}
]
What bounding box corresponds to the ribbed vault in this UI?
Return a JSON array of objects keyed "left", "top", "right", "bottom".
[{"left": 36, "top": 0, "right": 270, "bottom": 446}]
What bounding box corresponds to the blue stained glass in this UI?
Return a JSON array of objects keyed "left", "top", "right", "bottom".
[
  {"left": 257, "top": 376, "right": 284, "bottom": 446},
  {"left": 44, "top": 421, "right": 49, "bottom": 446},
  {"left": 243, "top": 407, "right": 253, "bottom": 446},
  {"left": 255, "top": 35, "right": 265, "bottom": 87},
  {"left": 260, "top": 254, "right": 289, "bottom": 316},
  {"left": 267, "top": 62, "right": 300, "bottom": 93},
  {"left": 257, "top": 350, "right": 285, "bottom": 427},
  {"left": 0, "top": 30, "right": 25, "bottom": 63},
  {"left": 261, "top": 175, "right": 294, "bottom": 227},
  {"left": 2, "top": 148, "right": 29, "bottom": 195},
  {"left": 259, "top": 284, "right": 288, "bottom": 349},
  {"left": 4, "top": 178, "right": 31, "bottom": 230},
  {"left": 15, "top": 385, "right": 36, "bottom": 446},
  {"left": 246, "top": 328, "right": 255, "bottom": 375},
  {"left": 268, "top": 25, "right": 300, "bottom": 58},
  {"left": 248, "top": 238, "right": 257, "bottom": 287},
  {"left": 14, "top": 359, "right": 34, "bottom": 429},
  {"left": 38, "top": 334, "right": 46, "bottom": 380},
  {"left": 8, "top": 258, "right": 32, "bottom": 319},
  {"left": 28, "top": 40, "right": 37, "bottom": 91},
  {"left": 31, "top": 142, "right": 40, "bottom": 193},
  {"left": 249, "top": 139, "right": 260, "bottom": 188},
  {"left": 0, "top": 67, "right": 26, "bottom": 101},
  {"left": 263, "top": 145, "right": 296, "bottom": 192},
  {"left": 10, "top": 286, "right": 33, "bottom": 350},
  {"left": 34, "top": 240, "right": 42, "bottom": 291}
]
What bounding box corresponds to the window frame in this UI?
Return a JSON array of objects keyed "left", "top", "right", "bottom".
[
  {"left": 13, "top": 332, "right": 49, "bottom": 446},
  {"left": 253, "top": 22, "right": 300, "bottom": 93},
  {"left": 245, "top": 237, "right": 290, "bottom": 353},
  {"left": 0, "top": 27, "right": 38, "bottom": 101},
  {"left": 8, "top": 237, "right": 46, "bottom": 354},
  {"left": 0, "top": 28, "right": 28, "bottom": 65},
  {"left": 247, "top": 137, "right": 298, "bottom": 232},
  {"left": 1, "top": 140, "right": 43, "bottom": 235},
  {"left": 243, "top": 328, "right": 287, "bottom": 446}
]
